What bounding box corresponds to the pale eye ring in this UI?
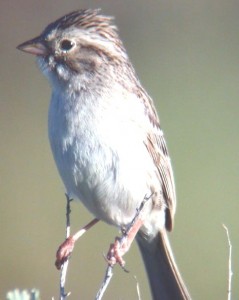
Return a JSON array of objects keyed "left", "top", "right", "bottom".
[{"left": 60, "top": 39, "right": 75, "bottom": 52}]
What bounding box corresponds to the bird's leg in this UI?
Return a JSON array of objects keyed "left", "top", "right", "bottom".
[
  {"left": 106, "top": 194, "right": 152, "bottom": 270},
  {"left": 106, "top": 219, "right": 144, "bottom": 270},
  {"left": 55, "top": 218, "right": 99, "bottom": 269}
]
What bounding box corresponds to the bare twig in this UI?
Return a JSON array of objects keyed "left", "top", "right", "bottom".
[
  {"left": 222, "top": 224, "right": 233, "bottom": 300},
  {"left": 95, "top": 194, "right": 152, "bottom": 299},
  {"left": 95, "top": 265, "right": 114, "bottom": 300},
  {"left": 123, "top": 193, "right": 152, "bottom": 236},
  {"left": 57, "top": 196, "right": 99, "bottom": 299},
  {"left": 134, "top": 276, "right": 142, "bottom": 300},
  {"left": 59, "top": 194, "right": 72, "bottom": 300}
]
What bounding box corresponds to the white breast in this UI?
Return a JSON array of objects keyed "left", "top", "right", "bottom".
[{"left": 48, "top": 83, "right": 160, "bottom": 228}]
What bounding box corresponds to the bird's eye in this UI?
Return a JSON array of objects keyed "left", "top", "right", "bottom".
[{"left": 60, "top": 39, "right": 75, "bottom": 52}]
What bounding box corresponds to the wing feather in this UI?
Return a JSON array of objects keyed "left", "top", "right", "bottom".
[{"left": 139, "top": 87, "right": 176, "bottom": 231}]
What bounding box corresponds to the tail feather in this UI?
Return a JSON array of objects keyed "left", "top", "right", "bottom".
[{"left": 137, "top": 231, "right": 191, "bottom": 300}]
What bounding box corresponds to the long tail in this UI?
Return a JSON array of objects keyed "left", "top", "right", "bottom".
[{"left": 136, "top": 230, "right": 191, "bottom": 300}]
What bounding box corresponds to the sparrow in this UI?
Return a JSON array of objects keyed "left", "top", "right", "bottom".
[{"left": 17, "top": 9, "right": 190, "bottom": 299}]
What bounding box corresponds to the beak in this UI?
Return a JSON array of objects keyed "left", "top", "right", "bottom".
[{"left": 17, "top": 36, "right": 48, "bottom": 56}]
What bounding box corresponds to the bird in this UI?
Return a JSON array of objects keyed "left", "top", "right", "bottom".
[{"left": 17, "top": 9, "right": 191, "bottom": 299}]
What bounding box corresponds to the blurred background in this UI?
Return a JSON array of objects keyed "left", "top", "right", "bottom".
[{"left": 1, "top": 0, "right": 239, "bottom": 299}]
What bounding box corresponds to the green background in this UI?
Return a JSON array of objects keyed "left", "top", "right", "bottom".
[{"left": 1, "top": 0, "right": 239, "bottom": 299}]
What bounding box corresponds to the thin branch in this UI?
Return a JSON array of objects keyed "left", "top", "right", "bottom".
[
  {"left": 222, "top": 224, "right": 233, "bottom": 300},
  {"left": 59, "top": 194, "right": 72, "bottom": 300},
  {"left": 95, "top": 265, "right": 114, "bottom": 300},
  {"left": 57, "top": 197, "right": 99, "bottom": 299},
  {"left": 95, "top": 194, "right": 152, "bottom": 299},
  {"left": 123, "top": 193, "right": 152, "bottom": 236},
  {"left": 134, "top": 276, "right": 142, "bottom": 300}
]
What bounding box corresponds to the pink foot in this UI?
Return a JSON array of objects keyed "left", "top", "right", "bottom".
[
  {"left": 55, "top": 236, "right": 75, "bottom": 270},
  {"left": 107, "top": 237, "right": 127, "bottom": 267},
  {"left": 106, "top": 217, "right": 144, "bottom": 271}
]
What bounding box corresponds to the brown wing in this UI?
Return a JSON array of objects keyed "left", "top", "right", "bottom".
[{"left": 140, "top": 87, "right": 176, "bottom": 231}]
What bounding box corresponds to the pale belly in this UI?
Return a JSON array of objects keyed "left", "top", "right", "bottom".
[
  {"left": 48, "top": 91, "right": 162, "bottom": 229},
  {"left": 51, "top": 133, "right": 157, "bottom": 228}
]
